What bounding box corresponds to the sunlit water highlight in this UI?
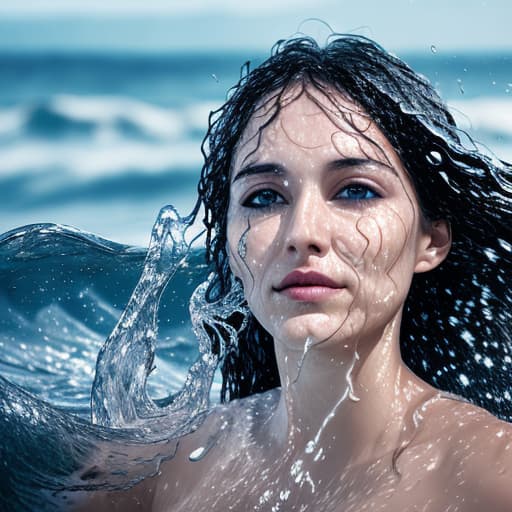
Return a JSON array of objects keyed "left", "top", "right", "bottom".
[{"left": 0, "top": 206, "right": 238, "bottom": 509}]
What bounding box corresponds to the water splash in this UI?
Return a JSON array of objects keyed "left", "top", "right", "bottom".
[
  {"left": 91, "top": 204, "right": 249, "bottom": 440},
  {"left": 0, "top": 204, "right": 249, "bottom": 508},
  {"left": 91, "top": 205, "right": 195, "bottom": 430}
]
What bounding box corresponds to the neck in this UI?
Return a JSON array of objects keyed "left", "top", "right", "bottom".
[{"left": 265, "top": 313, "right": 434, "bottom": 465}]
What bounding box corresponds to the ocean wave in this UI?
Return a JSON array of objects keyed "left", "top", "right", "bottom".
[
  {"left": 0, "top": 95, "right": 221, "bottom": 180},
  {"left": 0, "top": 94, "right": 218, "bottom": 144},
  {"left": 0, "top": 213, "right": 223, "bottom": 509},
  {"left": 0, "top": 222, "right": 210, "bottom": 415},
  {"left": 0, "top": 139, "right": 204, "bottom": 177},
  {"left": 449, "top": 97, "right": 512, "bottom": 142}
]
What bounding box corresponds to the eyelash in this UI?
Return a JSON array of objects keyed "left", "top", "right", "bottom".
[
  {"left": 334, "top": 184, "right": 381, "bottom": 201},
  {"left": 242, "top": 183, "right": 381, "bottom": 209},
  {"left": 242, "top": 189, "right": 286, "bottom": 209}
]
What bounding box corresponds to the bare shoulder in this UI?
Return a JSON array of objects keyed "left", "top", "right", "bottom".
[
  {"left": 152, "top": 389, "right": 280, "bottom": 510},
  {"left": 67, "top": 392, "right": 278, "bottom": 512},
  {"left": 433, "top": 397, "right": 512, "bottom": 511}
]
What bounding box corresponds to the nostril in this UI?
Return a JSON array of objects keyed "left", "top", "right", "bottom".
[{"left": 286, "top": 241, "right": 324, "bottom": 255}]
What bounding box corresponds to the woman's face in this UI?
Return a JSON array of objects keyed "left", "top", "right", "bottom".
[{"left": 227, "top": 86, "right": 442, "bottom": 350}]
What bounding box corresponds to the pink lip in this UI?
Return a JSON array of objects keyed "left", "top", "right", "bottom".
[{"left": 274, "top": 270, "right": 344, "bottom": 302}]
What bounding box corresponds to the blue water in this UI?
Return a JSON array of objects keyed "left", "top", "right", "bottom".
[
  {"left": 0, "top": 52, "right": 511, "bottom": 244},
  {"left": 0, "top": 50, "right": 511, "bottom": 509},
  {"left": 0, "top": 208, "right": 230, "bottom": 509},
  {"left": 0, "top": 222, "right": 210, "bottom": 417}
]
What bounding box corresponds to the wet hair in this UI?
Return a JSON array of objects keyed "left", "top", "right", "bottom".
[{"left": 197, "top": 35, "right": 512, "bottom": 419}]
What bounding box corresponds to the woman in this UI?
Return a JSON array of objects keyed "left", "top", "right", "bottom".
[{"left": 77, "top": 35, "right": 512, "bottom": 511}]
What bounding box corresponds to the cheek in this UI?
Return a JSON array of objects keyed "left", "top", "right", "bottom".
[
  {"left": 227, "top": 213, "right": 282, "bottom": 300},
  {"left": 356, "top": 209, "right": 409, "bottom": 270},
  {"left": 350, "top": 206, "right": 416, "bottom": 306}
]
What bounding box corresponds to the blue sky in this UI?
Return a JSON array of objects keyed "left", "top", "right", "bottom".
[{"left": 0, "top": 0, "right": 510, "bottom": 53}]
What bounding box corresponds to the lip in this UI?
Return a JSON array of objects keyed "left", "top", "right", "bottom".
[{"left": 274, "top": 270, "right": 344, "bottom": 302}]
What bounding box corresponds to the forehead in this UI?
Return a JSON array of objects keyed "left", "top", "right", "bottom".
[{"left": 232, "top": 84, "right": 402, "bottom": 171}]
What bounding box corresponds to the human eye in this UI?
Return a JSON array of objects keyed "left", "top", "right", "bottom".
[
  {"left": 335, "top": 183, "right": 381, "bottom": 201},
  {"left": 242, "top": 188, "right": 286, "bottom": 209}
]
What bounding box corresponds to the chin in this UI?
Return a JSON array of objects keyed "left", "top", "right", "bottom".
[{"left": 272, "top": 310, "right": 364, "bottom": 350}]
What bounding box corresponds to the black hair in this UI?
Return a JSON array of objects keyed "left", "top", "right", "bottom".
[{"left": 197, "top": 35, "right": 512, "bottom": 420}]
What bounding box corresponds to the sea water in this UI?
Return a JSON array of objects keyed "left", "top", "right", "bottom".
[
  {"left": 0, "top": 50, "right": 511, "bottom": 509},
  {"left": 0, "top": 205, "right": 250, "bottom": 509},
  {"left": 0, "top": 51, "right": 511, "bottom": 244}
]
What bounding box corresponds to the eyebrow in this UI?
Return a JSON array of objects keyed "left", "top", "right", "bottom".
[
  {"left": 326, "top": 157, "right": 399, "bottom": 177},
  {"left": 232, "top": 163, "right": 285, "bottom": 183},
  {"left": 232, "top": 158, "right": 398, "bottom": 183}
]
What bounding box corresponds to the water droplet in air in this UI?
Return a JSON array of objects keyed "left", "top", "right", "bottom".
[
  {"left": 211, "top": 74, "right": 219, "bottom": 83},
  {"left": 430, "top": 45, "right": 437, "bottom": 53},
  {"left": 457, "top": 78, "right": 464, "bottom": 95},
  {"left": 426, "top": 150, "right": 443, "bottom": 166}
]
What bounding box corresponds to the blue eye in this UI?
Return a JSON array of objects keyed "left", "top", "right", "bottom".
[
  {"left": 242, "top": 189, "right": 286, "bottom": 208},
  {"left": 336, "top": 184, "right": 380, "bottom": 201}
]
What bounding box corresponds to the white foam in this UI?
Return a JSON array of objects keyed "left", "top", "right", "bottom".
[
  {"left": 0, "top": 139, "right": 203, "bottom": 177},
  {"left": 450, "top": 97, "right": 512, "bottom": 138},
  {"left": 0, "top": 95, "right": 218, "bottom": 145},
  {"left": 52, "top": 94, "right": 184, "bottom": 140},
  {"left": 0, "top": 107, "right": 25, "bottom": 136},
  {"left": 183, "top": 101, "right": 219, "bottom": 132}
]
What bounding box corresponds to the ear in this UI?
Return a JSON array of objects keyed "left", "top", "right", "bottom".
[{"left": 414, "top": 219, "right": 452, "bottom": 273}]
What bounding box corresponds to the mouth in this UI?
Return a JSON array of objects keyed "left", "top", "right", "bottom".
[{"left": 273, "top": 270, "right": 344, "bottom": 302}]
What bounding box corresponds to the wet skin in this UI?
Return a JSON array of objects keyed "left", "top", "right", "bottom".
[
  {"left": 72, "top": 86, "right": 512, "bottom": 511},
  {"left": 74, "top": 392, "right": 512, "bottom": 512},
  {"left": 227, "top": 85, "right": 438, "bottom": 352}
]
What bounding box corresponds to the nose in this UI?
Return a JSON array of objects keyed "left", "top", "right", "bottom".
[{"left": 285, "top": 189, "right": 330, "bottom": 258}]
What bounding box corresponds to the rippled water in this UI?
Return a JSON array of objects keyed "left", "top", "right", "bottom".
[
  {"left": 0, "top": 217, "right": 209, "bottom": 415},
  {"left": 0, "top": 206, "right": 238, "bottom": 509}
]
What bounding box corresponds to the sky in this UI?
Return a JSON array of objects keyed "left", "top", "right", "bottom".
[{"left": 0, "top": 0, "right": 510, "bottom": 54}]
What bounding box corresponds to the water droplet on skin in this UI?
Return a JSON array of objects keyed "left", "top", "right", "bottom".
[
  {"left": 305, "top": 440, "right": 315, "bottom": 453},
  {"left": 313, "top": 447, "right": 324, "bottom": 462},
  {"left": 349, "top": 391, "right": 360, "bottom": 402},
  {"left": 426, "top": 461, "right": 436, "bottom": 471}
]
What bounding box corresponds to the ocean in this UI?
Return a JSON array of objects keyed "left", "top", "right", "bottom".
[
  {"left": 0, "top": 49, "right": 511, "bottom": 509},
  {"left": 0, "top": 51, "right": 511, "bottom": 245}
]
